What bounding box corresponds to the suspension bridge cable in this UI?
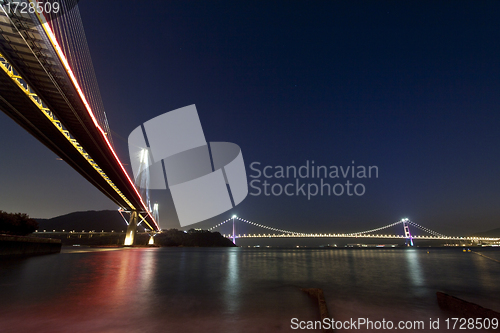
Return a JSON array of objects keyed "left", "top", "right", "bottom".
[
  {"left": 346, "top": 221, "right": 403, "bottom": 236},
  {"left": 208, "top": 217, "right": 305, "bottom": 235},
  {"left": 236, "top": 217, "right": 305, "bottom": 235},
  {"left": 407, "top": 221, "right": 447, "bottom": 237},
  {"left": 207, "top": 217, "right": 452, "bottom": 238}
]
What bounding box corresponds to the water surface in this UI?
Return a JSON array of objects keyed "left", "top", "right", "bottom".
[{"left": 0, "top": 247, "right": 498, "bottom": 332}]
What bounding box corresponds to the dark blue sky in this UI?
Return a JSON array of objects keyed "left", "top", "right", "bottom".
[{"left": 1, "top": 0, "right": 499, "bottom": 236}]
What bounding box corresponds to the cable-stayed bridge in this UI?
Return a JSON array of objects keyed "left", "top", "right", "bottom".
[
  {"left": 208, "top": 216, "right": 500, "bottom": 246},
  {"left": 0, "top": 1, "right": 158, "bottom": 244}
]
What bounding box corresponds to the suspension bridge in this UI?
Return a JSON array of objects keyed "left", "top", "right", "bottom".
[
  {"left": 0, "top": 0, "right": 159, "bottom": 244},
  {"left": 208, "top": 216, "right": 500, "bottom": 246}
]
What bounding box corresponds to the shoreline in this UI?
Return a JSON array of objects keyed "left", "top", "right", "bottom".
[{"left": 0, "top": 234, "right": 61, "bottom": 256}]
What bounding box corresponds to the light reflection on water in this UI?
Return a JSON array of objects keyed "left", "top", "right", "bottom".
[
  {"left": 0, "top": 247, "right": 499, "bottom": 332},
  {"left": 223, "top": 249, "right": 240, "bottom": 315},
  {"left": 406, "top": 249, "right": 426, "bottom": 296}
]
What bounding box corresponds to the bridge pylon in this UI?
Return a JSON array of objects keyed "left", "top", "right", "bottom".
[
  {"left": 402, "top": 218, "right": 414, "bottom": 246},
  {"left": 124, "top": 211, "right": 138, "bottom": 246},
  {"left": 148, "top": 234, "right": 155, "bottom": 245},
  {"left": 232, "top": 215, "right": 237, "bottom": 245}
]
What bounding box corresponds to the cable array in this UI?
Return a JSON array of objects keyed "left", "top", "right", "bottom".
[
  {"left": 44, "top": 0, "right": 113, "bottom": 146},
  {"left": 407, "top": 221, "right": 446, "bottom": 238},
  {"left": 208, "top": 217, "right": 304, "bottom": 235}
]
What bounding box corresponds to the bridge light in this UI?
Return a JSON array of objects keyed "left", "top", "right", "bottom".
[{"left": 232, "top": 215, "right": 237, "bottom": 218}]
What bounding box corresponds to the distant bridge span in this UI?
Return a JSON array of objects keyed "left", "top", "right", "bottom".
[{"left": 208, "top": 216, "right": 500, "bottom": 245}]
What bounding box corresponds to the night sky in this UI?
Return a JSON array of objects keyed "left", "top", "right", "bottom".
[{"left": 1, "top": 0, "right": 499, "bottom": 236}]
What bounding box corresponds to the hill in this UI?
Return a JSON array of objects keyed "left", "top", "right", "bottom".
[
  {"left": 471, "top": 227, "right": 500, "bottom": 238},
  {"left": 36, "top": 210, "right": 146, "bottom": 232}
]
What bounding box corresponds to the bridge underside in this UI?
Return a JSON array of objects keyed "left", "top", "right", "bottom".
[
  {"left": 0, "top": 7, "right": 157, "bottom": 231},
  {"left": 0, "top": 67, "right": 134, "bottom": 208}
]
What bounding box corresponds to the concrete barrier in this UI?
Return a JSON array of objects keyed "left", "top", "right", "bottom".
[{"left": 0, "top": 234, "right": 61, "bottom": 256}]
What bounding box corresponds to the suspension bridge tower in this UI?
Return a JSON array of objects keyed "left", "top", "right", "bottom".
[
  {"left": 232, "top": 215, "right": 237, "bottom": 245},
  {"left": 402, "top": 218, "right": 414, "bottom": 246}
]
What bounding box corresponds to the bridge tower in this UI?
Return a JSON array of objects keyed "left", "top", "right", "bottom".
[
  {"left": 402, "top": 218, "right": 414, "bottom": 246},
  {"left": 148, "top": 203, "right": 160, "bottom": 245},
  {"left": 232, "top": 215, "right": 237, "bottom": 245},
  {"left": 124, "top": 211, "right": 138, "bottom": 246}
]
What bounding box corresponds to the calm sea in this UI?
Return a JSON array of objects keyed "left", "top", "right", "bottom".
[{"left": 0, "top": 247, "right": 499, "bottom": 332}]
